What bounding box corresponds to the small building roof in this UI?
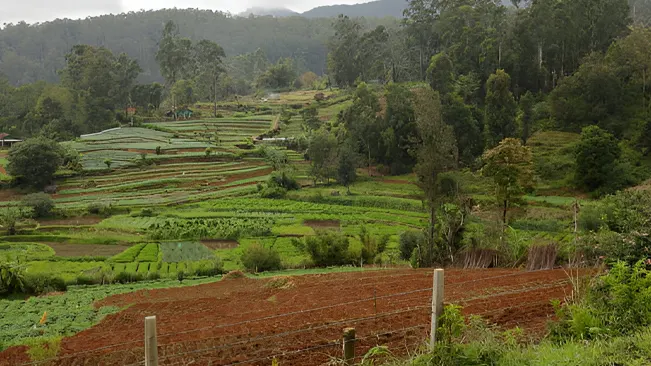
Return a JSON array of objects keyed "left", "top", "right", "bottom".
[{"left": 0, "top": 133, "right": 9, "bottom": 140}]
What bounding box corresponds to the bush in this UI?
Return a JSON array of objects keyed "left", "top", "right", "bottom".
[
  {"left": 194, "top": 259, "right": 224, "bottom": 277},
  {"left": 551, "top": 261, "right": 651, "bottom": 340},
  {"left": 268, "top": 172, "right": 300, "bottom": 191},
  {"left": 138, "top": 208, "right": 156, "bottom": 217},
  {"left": 241, "top": 244, "right": 282, "bottom": 272},
  {"left": 7, "top": 137, "right": 64, "bottom": 188},
  {"left": 399, "top": 230, "right": 425, "bottom": 261},
  {"left": 114, "top": 272, "right": 144, "bottom": 284},
  {"left": 23, "top": 274, "right": 67, "bottom": 295},
  {"left": 292, "top": 232, "right": 351, "bottom": 267},
  {"left": 21, "top": 193, "right": 55, "bottom": 218},
  {"left": 260, "top": 187, "right": 287, "bottom": 199},
  {"left": 87, "top": 202, "right": 113, "bottom": 216},
  {"left": 579, "top": 204, "right": 606, "bottom": 232}
]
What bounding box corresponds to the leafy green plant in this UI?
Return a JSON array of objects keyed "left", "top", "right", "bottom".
[
  {"left": 399, "top": 230, "right": 425, "bottom": 261},
  {"left": 21, "top": 193, "right": 55, "bottom": 219},
  {"left": 241, "top": 244, "right": 282, "bottom": 272},
  {"left": 0, "top": 263, "right": 26, "bottom": 295},
  {"left": 149, "top": 218, "right": 273, "bottom": 240},
  {"left": 292, "top": 232, "right": 351, "bottom": 267}
]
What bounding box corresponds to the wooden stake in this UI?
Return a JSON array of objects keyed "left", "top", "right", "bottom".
[
  {"left": 342, "top": 327, "right": 356, "bottom": 365},
  {"left": 430, "top": 269, "right": 444, "bottom": 349},
  {"left": 145, "top": 316, "right": 158, "bottom": 366}
]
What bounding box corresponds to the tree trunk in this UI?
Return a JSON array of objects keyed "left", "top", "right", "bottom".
[
  {"left": 419, "top": 47, "right": 424, "bottom": 81},
  {"left": 214, "top": 78, "right": 218, "bottom": 118},
  {"left": 429, "top": 204, "right": 436, "bottom": 267},
  {"left": 502, "top": 199, "right": 508, "bottom": 231},
  {"left": 643, "top": 68, "right": 647, "bottom": 116},
  {"left": 367, "top": 141, "right": 372, "bottom": 177}
]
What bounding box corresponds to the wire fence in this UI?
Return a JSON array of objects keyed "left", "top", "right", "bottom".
[{"left": 16, "top": 268, "right": 570, "bottom": 366}]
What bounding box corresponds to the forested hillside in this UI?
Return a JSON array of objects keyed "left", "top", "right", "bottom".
[
  {"left": 302, "top": 0, "right": 406, "bottom": 18},
  {"left": 0, "top": 9, "right": 395, "bottom": 85},
  {"left": 1, "top": 0, "right": 649, "bottom": 86}
]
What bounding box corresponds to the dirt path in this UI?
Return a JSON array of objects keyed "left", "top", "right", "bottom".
[{"left": 0, "top": 268, "right": 574, "bottom": 366}]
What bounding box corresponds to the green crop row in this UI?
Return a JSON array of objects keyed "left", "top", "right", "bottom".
[
  {"left": 160, "top": 242, "right": 216, "bottom": 262},
  {"left": 135, "top": 244, "right": 159, "bottom": 262},
  {"left": 149, "top": 217, "right": 274, "bottom": 241},
  {"left": 110, "top": 244, "right": 145, "bottom": 263}
]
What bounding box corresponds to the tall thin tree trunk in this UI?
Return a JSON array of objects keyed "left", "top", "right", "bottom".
[
  {"left": 644, "top": 68, "right": 647, "bottom": 116},
  {"left": 502, "top": 199, "right": 508, "bottom": 232},
  {"left": 214, "top": 78, "right": 218, "bottom": 118},
  {"left": 429, "top": 204, "right": 436, "bottom": 267},
  {"left": 419, "top": 47, "right": 424, "bottom": 81}
]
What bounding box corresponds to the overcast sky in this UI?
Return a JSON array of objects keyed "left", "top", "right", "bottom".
[{"left": 1, "top": 0, "right": 369, "bottom": 24}]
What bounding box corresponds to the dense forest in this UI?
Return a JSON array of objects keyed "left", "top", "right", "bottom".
[
  {"left": 0, "top": 9, "right": 395, "bottom": 85},
  {"left": 0, "top": 0, "right": 650, "bottom": 198},
  {"left": 1, "top": 0, "right": 649, "bottom": 86}
]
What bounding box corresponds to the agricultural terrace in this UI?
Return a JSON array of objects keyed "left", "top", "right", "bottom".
[{"left": 0, "top": 89, "right": 594, "bottom": 364}]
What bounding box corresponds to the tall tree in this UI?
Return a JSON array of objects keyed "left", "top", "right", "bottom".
[
  {"left": 403, "top": 0, "right": 439, "bottom": 80},
  {"left": 427, "top": 52, "right": 455, "bottom": 95},
  {"left": 519, "top": 91, "right": 535, "bottom": 145},
  {"left": 481, "top": 138, "right": 533, "bottom": 231},
  {"left": 485, "top": 69, "right": 517, "bottom": 147},
  {"left": 340, "top": 82, "right": 381, "bottom": 174},
  {"left": 113, "top": 53, "right": 142, "bottom": 116},
  {"left": 327, "top": 15, "right": 363, "bottom": 87},
  {"left": 194, "top": 40, "right": 226, "bottom": 117},
  {"left": 574, "top": 125, "right": 626, "bottom": 194},
  {"left": 156, "top": 21, "right": 193, "bottom": 111},
  {"left": 412, "top": 88, "right": 458, "bottom": 265},
  {"left": 382, "top": 83, "right": 418, "bottom": 174},
  {"left": 337, "top": 141, "right": 359, "bottom": 194},
  {"left": 308, "top": 130, "right": 339, "bottom": 185}
]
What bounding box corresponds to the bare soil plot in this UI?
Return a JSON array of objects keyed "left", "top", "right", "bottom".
[
  {"left": 45, "top": 243, "right": 130, "bottom": 257},
  {"left": 201, "top": 240, "right": 239, "bottom": 249},
  {"left": 38, "top": 217, "right": 104, "bottom": 226},
  {"left": 0, "top": 268, "right": 574, "bottom": 366},
  {"left": 304, "top": 219, "right": 340, "bottom": 230}
]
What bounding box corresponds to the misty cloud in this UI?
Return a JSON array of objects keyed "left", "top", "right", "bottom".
[
  {"left": 2, "top": 0, "right": 123, "bottom": 24},
  {"left": 1, "top": 0, "right": 369, "bottom": 24}
]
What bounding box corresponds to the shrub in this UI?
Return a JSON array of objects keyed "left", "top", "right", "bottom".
[
  {"left": 551, "top": 261, "right": 651, "bottom": 340},
  {"left": 292, "top": 232, "right": 351, "bottom": 267},
  {"left": 139, "top": 208, "right": 156, "bottom": 217},
  {"left": 114, "top": 272, "right": 144, "bottom": 284},
  {"left": 579, "top": 204, "right": 606, "bottom": 232},
  {"left": 241, "top": 244, "right": 282, "bottom": 272},
  {"left": 87, "top": 202, "right": 113, "bottom": 216},
  {"left": 177, "top": 270, "right": 185, "bottom": 283},
  {"left": 194, "top": 259, "right": 224, "bottom": 277},
  {"left": 260, "top": 187, "right": 287, "bottom": 199},
  {"left": 23, "top": 274, "right": 67, "bottom": 295},
  {"left": 21, "top": 193, "right": 55, "bottom": 218},
  {"left": 7, "top": 137, "right": 64, "bottom": 188},
  {"left": 268, "top": 172, "right": 300, "bottom": 191},
  {"left": 399, "top": 230, "right": 425, "bottom": 261}
]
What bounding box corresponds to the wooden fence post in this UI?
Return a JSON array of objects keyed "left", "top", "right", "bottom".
[
  {"left": 145, "top": 316, "right": 158, "bottom": 366},
  {"left": 430, "top": 268, "right": 444, "bottom": 349},
  {"left": 342, "top": 327, "right": 356, "bottom": 365}
]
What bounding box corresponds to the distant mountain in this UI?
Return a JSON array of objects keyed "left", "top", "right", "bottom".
[
  {"left": 238, "top": 7, "right": 299, "bottom": 17},
  {"left": 301, "top": 0, "right": 406, "bottom": 18}
]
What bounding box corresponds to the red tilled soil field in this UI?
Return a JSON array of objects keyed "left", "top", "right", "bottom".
[{"left": 1, "top": 268, "right": 573, "bottom": 366}]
